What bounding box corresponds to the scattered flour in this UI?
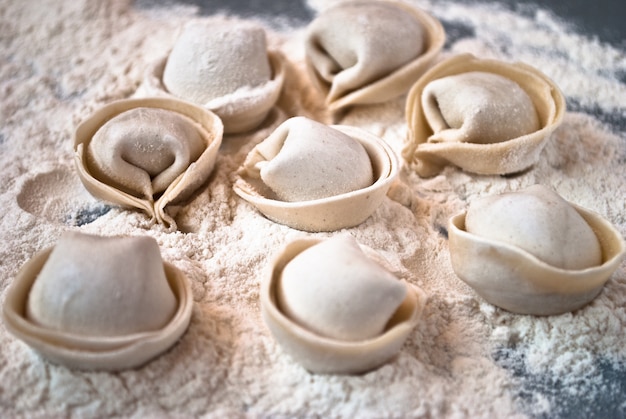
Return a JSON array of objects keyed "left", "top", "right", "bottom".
[{"left": 0, "top": 0, "right": 624, "bottom": 417}]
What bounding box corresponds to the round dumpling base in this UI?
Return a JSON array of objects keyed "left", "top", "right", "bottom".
[
  {"left": 143, "top": 51, "right": 285, "bottom": 134},
  {"left": 448, "top": 205, "right": 626, "bottom": 315},
  {"left": 2, "top": 248, "right": 193, "bottom": 371},
  {"left": 233, "top": 125, "right": 398, "bottom": 232},
  {"left": 261, "top": 238, "right": 426, "bottom": 375},
  {"left": 73, "top": 97, "right": 223, "bottom": 228},
  {"left": 403, "top": 53, "right": 566, "bottom": 177}
]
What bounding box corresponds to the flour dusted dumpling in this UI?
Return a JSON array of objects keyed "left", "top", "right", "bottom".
[
  {"left": 2, "top": 231, "right": 194, "bottom": 370},
  {"left": 403, "top": 54, "right": 566, "bottom": 177},
  {"left": 261, "top": 236, "right": 426, "bottom": 374},
  {"left": 422, "top": 72, "right": 540, "bottom": 144},
  {"left": 466, "top": 185, "right": 602, "bottom": 270},
  {"left": 27, "top": 232, "right": 177, "bottom": 336},
  {"left": 251, "top": 116, "right": 374, "bottom": 202},
  {"left": 447, "top": 184, "right": 626, "bottom": 315},
  {"left": 305, "top": 0, "right": 444, "bottom": 113},
  {"left": 163, "top": 21, "right": 271, "bottom": 105},
  {"left": 307, "top": 1, "right": 424, "bottom": 104},
  {"left": 87, "top": 108, "right": 205, "bottom": 200},
  {"left": 277, "top": 235, "right": 407, "bottom": 341},
  {"left": 233, "top": 118, "right": 398, "bottom": 232},
  {"left": 74, "top": 97, "right": 223, "bottom": 228},
  {"left": 142, "top": 20, "right": 286, "bottom": 134}
]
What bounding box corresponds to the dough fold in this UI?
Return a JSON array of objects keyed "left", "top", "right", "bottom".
[
  {"left": 422, "top": 71, "right": 540, "bottom": 144},
  {"left": 251, "top": 117, "right": 374, "bottom": 202},
  {"left": 306, "top": 1, "right": 425, "bottom": 103},
  {"left": 87, "top": 107, "right": 205, "bottom": 200},
  {"left": 277, "top": 235, "right": 407, "bottom": 341}
]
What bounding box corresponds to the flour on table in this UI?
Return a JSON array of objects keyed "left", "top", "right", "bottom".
[{"left": 1, "top": 0, "right": 624, "bottom": 417}]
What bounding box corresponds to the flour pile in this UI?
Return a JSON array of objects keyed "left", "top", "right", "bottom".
[{"left": 1, "top": 0, "right": 625, "bottom": 417}]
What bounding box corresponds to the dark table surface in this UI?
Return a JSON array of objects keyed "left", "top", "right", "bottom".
[
  {"left": 498, "top": 0, "right": 625, "bottom": 48},
  {"left": 139, "top": 0, "right": 625, "bottom": 48}
]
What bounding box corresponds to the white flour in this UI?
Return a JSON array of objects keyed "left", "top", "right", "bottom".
[{"left": 1, "top": 0, "right": 625, "bottom": 417}]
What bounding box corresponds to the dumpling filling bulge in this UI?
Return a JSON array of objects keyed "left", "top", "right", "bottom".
[{"left": 422, "top": 71, "right": 540, "bottom": 144}]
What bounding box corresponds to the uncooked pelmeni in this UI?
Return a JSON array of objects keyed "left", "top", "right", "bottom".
[
  {"left": 233, "top": 118, "right": 398, "bottom": 232},
  {"left": 162, "top": 21, "right": 272, "bottom": 105},
  {"left": 305, "top": 0, "right": 444, "bottom": 113},
  {"left": 276, "top": 234, "right": 407, "bottom": 341},
  {"left": 465, "top": 185, "right": 601, "bottom": 270},
  {"left": 87, "top": 107, "right": 205, "bottom": 200},
  {"left": 2, "top": 231, "right": 194, "bottom": 370},
  {"left": 252, "top": 116, "right": 373, "bottom": 202},
  {"left": 142, "top": 20, "right": 286, "bottom": 134},
  {"left": 74, "top": 97, "right": 223, "bottom": 228},
  {"left": 448, "top": 185, "right": 626, "bottom": 315},
  {"left": 26, "top": 232, "right": 177, "bottom": 335},
  {"left": 261, "top": 236, "right": 426, "bottom": 374},
  {"left": 421, "top": 71, "right": 540, "bottom": 144},
  {"left": 403, "top": 54, "right": 566, "bottom": 177}
]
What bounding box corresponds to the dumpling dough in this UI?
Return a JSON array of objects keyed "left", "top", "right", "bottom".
[
  {"left": 255, "top": 117, "right": 373, "bottom": 202},
  {"left": 306, "top": 0, "right": 425, "bottom": 103},
  {"left": 276, "top": 235, "right": 407, "bottom": 341},
  {"left": 422, "top": 71, "right": 540, "bottom": 144},
  {"left": 162, "top": 21, "right": 272, "bottom": 105},
  {"left": 26, "top": 232, "right": 177, "bottom": 336},
  {"left": 465, "top": 185, "right": 602, "bottom": 270},
  {"left": 86, "top": 107, "right": 205, "bottom": 200}
]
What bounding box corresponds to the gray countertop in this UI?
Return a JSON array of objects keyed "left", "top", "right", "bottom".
[{"left": 139, "top": 0, "right": 625, "bottom": 47}]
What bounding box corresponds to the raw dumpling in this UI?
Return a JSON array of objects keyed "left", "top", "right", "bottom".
[
  {"left": 422, "top": 71, "right": 540, "bottom": 144},
  {"left": 163, "top": 21, "right": 272, "bottom": 105},
  {"left": 2, "top": 230, "right": 194, "bottom": 370},
  {"left": 87, "top": 107, "right": 205, "bottom": 200},
  {"left": 27, "top": 232, "right": 177, "bottom": 336},
  {"left": 276, "top": 235, "right": 407, "bottom": 341},
  {"left": 403, "top": 54, "right": 566, "bottom": 177},
  {"left": 305, "top": 0, "right": 444, "bottom": 113},
  {"left": 307, "top": 1, "right": 423, "bottom": 103},
  {"left": 465, "top": 185, "right": 602, "bottom": 270},
  {"left": 250, "top": 116, "right": 373, "bottom": 202},
  {"left": 447, "top": 184, "right": 626, "bottom": 315},
  {"left": 74, "top": 97, "right": 223, "bottom": 228},
  {"left": 261, "top": 236, "right": 426, "bottom": 374},
  {"left": 233, "top": 120, "right": 398, "bottom": 232},
  {"left": 142, "top": 20, "right": 286, "bottom": 134}
]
